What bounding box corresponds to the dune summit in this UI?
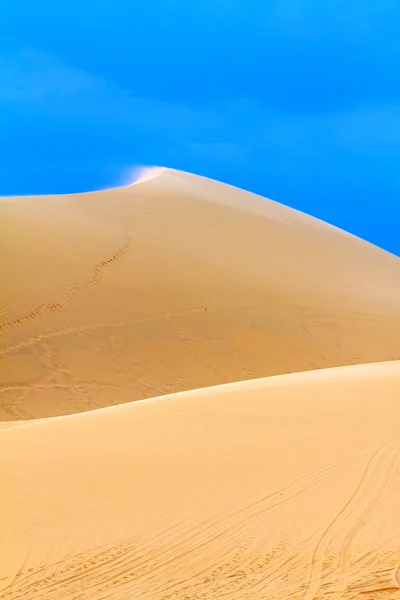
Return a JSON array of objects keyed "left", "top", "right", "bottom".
[
  {"left": 1, "top": 168, "right": 400, "bottom": 599},
  {"left": 1, "top": 168, "right": 400, "bottom": 420}
]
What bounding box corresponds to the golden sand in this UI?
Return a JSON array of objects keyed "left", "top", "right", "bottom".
[
  {"left": 1, "top": 169, "right": 400, "bottom": 599},
  {"left": 1, "top": 169, "right": 399, "bottom": 420}
]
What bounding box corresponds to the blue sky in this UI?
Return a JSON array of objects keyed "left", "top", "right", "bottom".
[{"left": 1, "top": 1, "right": 399, "bottom": 255}]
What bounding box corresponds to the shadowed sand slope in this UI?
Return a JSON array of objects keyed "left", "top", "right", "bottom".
[
  {"left": 1, "top": 361, "right": 400, "bottom": 599},
  {"left": 1, "top": 168, "right": 400, "bottom": 419}
]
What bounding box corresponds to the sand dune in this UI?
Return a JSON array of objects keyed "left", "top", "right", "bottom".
[
  {"left": 1, "top": 168, "right": 400, "bottom": 420},
  {"left": 2, "top": 169, "right": 400, "bottom": 599},
  {"left": 1, "top": 360, "right": 400, "bottom": 600}
]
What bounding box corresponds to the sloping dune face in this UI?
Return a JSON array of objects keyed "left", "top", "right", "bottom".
[
  {"left": 1, "top": 361, "right": 400, "bottom": 600},
  {"left": 1, "top": 168, "right": 400, "bottom": 419}
]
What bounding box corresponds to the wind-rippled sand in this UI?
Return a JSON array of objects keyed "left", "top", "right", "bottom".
[{"left": 1, "top": 169, "right": 400, "bottom": 599}]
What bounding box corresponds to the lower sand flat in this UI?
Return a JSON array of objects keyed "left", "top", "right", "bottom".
[{"left": 1, "top": 360, "right": 400, "bottom": 600}]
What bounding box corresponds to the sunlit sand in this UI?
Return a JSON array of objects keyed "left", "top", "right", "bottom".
[
  {"left": 1, "top": 169, "right": 400, "bottom": 599},
  {"left": 1, "top": 169, "right": 399, "bottom": 420}
]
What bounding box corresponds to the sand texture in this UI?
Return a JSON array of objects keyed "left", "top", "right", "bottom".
[
  {"left": 1, "top": 169, "right": 400, "bottom": 599},
  {"left": 1, "top": 169, "right": 400, "bottom": 420},
  {"left": 2, "top": 361, "right": 400, "bottom": 599}
]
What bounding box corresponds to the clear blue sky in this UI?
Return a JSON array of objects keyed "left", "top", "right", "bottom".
[{"left": 1, "top": 1, "right": 399, "bottom": 255}]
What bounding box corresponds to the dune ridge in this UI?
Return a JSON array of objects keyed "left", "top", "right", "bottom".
[
  {"left": 129, "top": 166, "right": 168, "bottom": 185},
  {"left": 1, "top": 357, "right": 397, "bottom": 430},
  {"left": 1, "top": 168, "right": 400, "bottom": 599},
  {"left": 1, "top": 168, "right": 400, "bottom": 420}
]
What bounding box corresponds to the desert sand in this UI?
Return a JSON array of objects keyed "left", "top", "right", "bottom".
[
  {"left": 1, "top": 168, "right": 400, "bottom": 420},
  {"left": 1, "top": 169, "right": 400, "bottom": 599},
  {"left": 1, "top": 361, "right": 400, "bottom": 599}
]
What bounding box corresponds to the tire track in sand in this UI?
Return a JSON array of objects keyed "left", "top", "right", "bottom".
[
  {"left": 335, "top": 443, "right": 400, "bottom": 597},
  {"left": 301, "top": 435, "right": 400, "bottom": 600}
]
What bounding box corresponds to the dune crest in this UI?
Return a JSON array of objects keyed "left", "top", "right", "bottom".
[
  {"left": 1, "top": 168, "right": 400, "bottom": 420},
  {"left": 2, "top": 169, "right": 400, "bottom": 599},
  {"left": 129, "top": 166, "right": 168, "bottom": 185}
]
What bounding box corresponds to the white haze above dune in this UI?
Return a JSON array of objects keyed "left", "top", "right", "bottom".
[{"left": 125, "top": 165, "right": 168, "bottom": 186}]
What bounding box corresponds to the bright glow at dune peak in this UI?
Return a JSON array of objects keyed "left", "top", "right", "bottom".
[{"left": 125, "top": 166, "right": 167, "bottom": 186}]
